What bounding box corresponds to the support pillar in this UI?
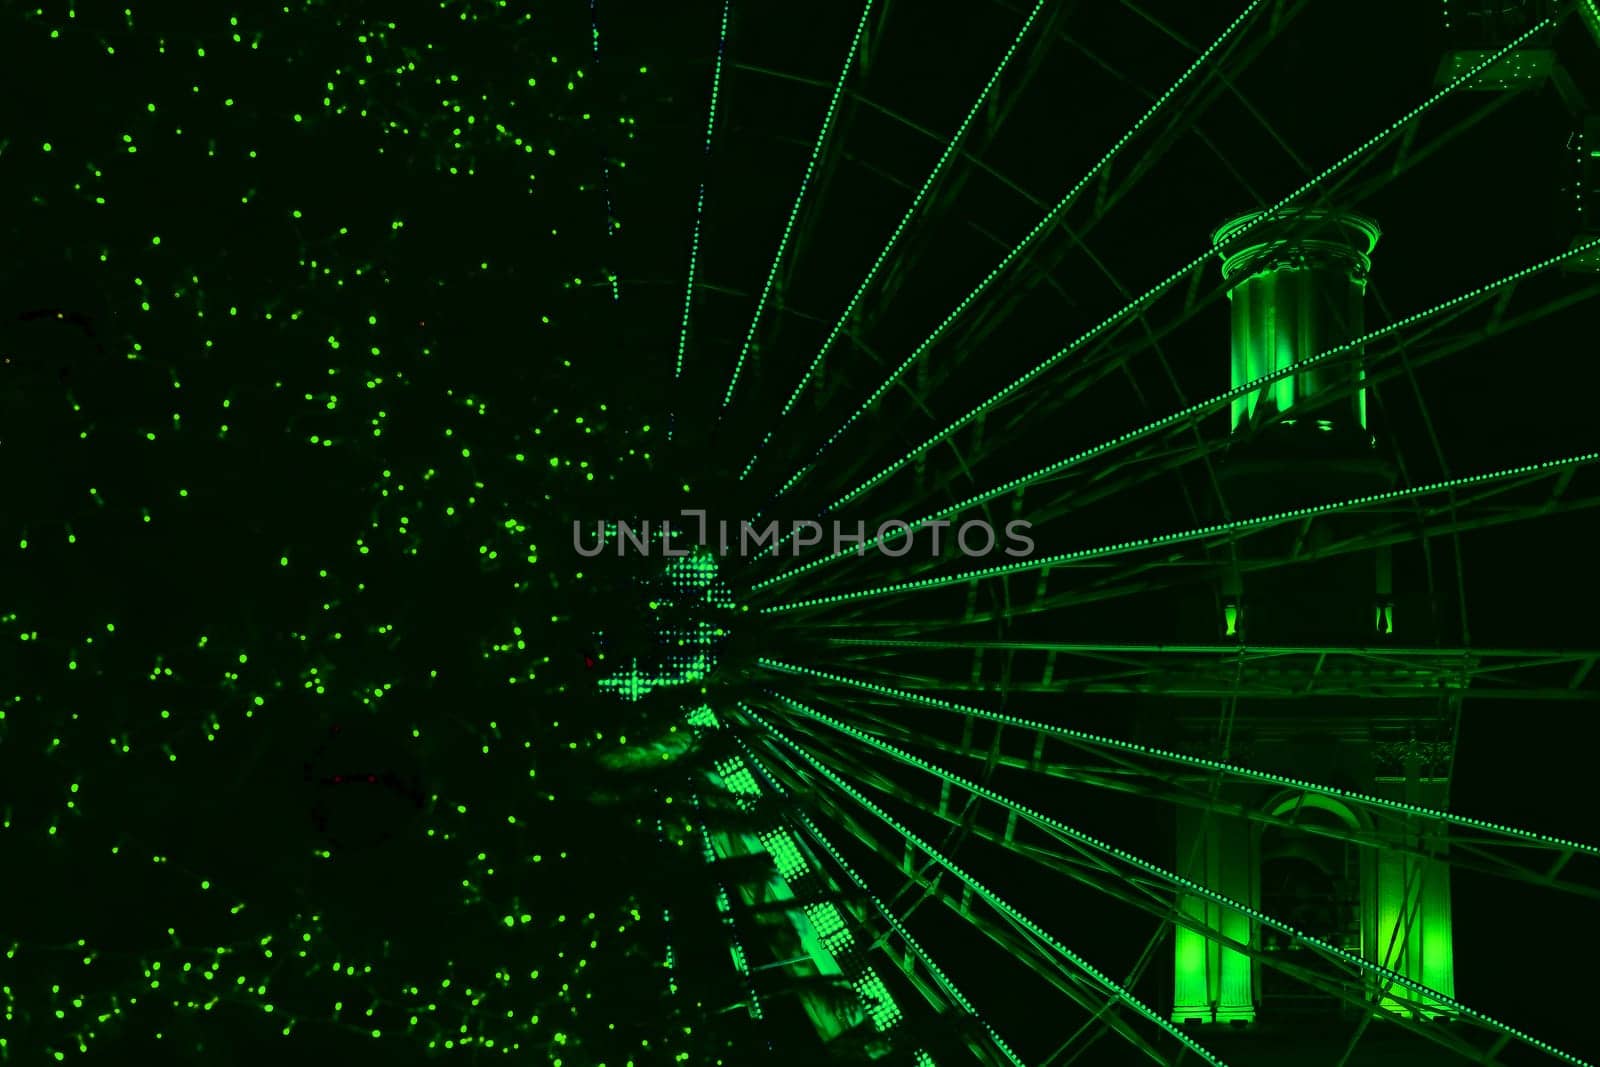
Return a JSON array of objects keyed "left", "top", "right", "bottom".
[
  {"left": 1368, "top": 740, "right": 1456, "bottom": 1016},
  {"left": 1174, "top": 806, "right": 1256, "bottom": 1024}
]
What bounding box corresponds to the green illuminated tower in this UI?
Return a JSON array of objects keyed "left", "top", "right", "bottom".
[
  {"left": 1164, "top": 210, "right": 1458, "bottom": 1055},
  {"left": 1212, "top": 210, "right": 1380, "bottom": 450}
]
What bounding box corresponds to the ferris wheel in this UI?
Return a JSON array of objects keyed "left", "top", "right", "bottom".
[{"left": 586, "top": 0, "right": 1600, "bottom": 1063}]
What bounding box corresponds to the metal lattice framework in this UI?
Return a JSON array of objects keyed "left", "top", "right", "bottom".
[{"left": 591, "top": 1, "right": 1600, "bottom": 1063}]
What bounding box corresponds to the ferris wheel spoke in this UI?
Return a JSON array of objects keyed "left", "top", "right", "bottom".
[
  {"left": 736, "top": 702, "right": 1230, "bottom": 1067},
  {"left": 744, "top": 0, "right": 1273, "bottom": 515},
  {"left": 668, "top": 0, "right": 731, "bottom": 442},
  {"left": 719, "top": 0, "right": 879, "bottom": 411},
  {"left": 749, "top": 19, "right": 1563, "bottom": 534}
]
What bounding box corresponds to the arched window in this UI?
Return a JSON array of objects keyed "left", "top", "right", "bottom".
[{"left": 1257, "top": 795, "right": 1364, "bottom": 1016}]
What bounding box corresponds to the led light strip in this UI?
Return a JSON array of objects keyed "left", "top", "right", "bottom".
[
  {"left": 722, "top": 0, "right": 878, "bottom": 408},
  {"left": 675, "top": 0, "right": 731, "bottom": 385},
  {"left": 757, "top": 453, "right": 1599, "bottom": 611}
]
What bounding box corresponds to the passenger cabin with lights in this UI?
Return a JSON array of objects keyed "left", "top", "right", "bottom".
[
  {"left": 1433, "top": 0, "right": 1560, "bottom": 92},
  {"left": 1568, "top": 114, "right": 1600, "bottom": 272}
]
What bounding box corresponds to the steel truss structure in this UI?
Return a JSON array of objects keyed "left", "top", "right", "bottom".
[{"left": 594, "top": 1, "right": 1600, "bottom": 1063}]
